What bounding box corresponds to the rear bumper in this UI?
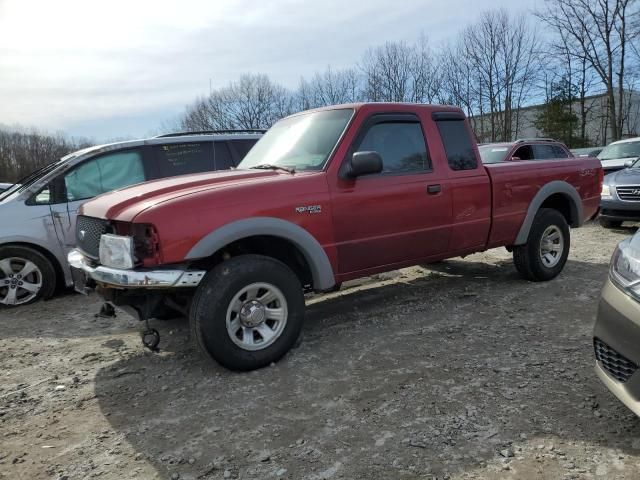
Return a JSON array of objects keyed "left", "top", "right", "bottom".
[
  {"left": 67, "top": 249, "right": 205, "bottom": 289},
  {"left": 593, "top": 278, "right": 640, "bottom": 417}
]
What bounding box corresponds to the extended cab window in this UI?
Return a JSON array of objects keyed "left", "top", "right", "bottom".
[
  {"left": 435, "top": 119, "right": 478, "bottom": 171},
  {"left": 356, "top": 122, "right": 429, "bottom": 174},
  {"left": 64, "top": 150, "right": 146, "bottom": 202},
  {"left": 153, "top": 142, "right": 212, "bottom": 177}
]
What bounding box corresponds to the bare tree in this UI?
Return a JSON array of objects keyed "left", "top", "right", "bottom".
[
  {"left": 178, "top": 74, "right": 294, "bottom": 132},
  {"left": 459, "top": 9, "right": 540, "bottom": 141},
  {"left": 295, "top": 66, "right": 361, "bottom": 109},
  {"left": 537, "top": 0, "right": 640, "bottom": 141},
  {"left": 0, "top": 127, "right": 91, "bottom": 183}
]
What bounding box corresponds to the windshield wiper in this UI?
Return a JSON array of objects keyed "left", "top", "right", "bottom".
[{"left": 249, "top": 164, "right": 296, "bottom": 174}]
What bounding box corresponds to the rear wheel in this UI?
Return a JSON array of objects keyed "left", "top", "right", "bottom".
[
  {"left": 190, "top": 254, "right": 305, "bottom": 371},
  {"left": 0, "top": 246, "right": 56, "bottom": 307},
  {"left": 513, "top": 208, "right": 570, "bottom": 282},
  {"left": 599, "top": 217, "right": 623, "bottom": 229}
]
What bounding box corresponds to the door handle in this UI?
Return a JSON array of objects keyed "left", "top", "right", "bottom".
[{"left": 427, "top": 184, "right": 441, "bottom": 194}]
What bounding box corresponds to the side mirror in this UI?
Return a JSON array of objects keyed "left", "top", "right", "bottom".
[{"left": 346, "top": 151, "right": 383, "bottom": 178}]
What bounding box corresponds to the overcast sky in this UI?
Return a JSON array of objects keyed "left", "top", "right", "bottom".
[{"left": 0, "top": 0, "right": 541, "bottom": 141}]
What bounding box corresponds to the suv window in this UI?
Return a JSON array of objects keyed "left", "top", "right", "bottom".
[
  {"left": 153, "top": 142, "right": 212, "bottom": 177},
  {"left": 513, "top": 145, "right": 533, "bottom": 160},
  {"left": 64, "top": 149, "right": 146, "bottom": 202},
  {"left": 214, "top": 142, "right": 234, "bottom": 170},
  {"left": 356, "top": 122, "right": 429, "bottom": 174},
  {"left": 435, "top": 119, "right": 478, "bottom": 170},
  {"left": 533, "top": 144, "right": 560, "bottom": 160},
  {"left": 552, "top": 145, "right": 569, "bottom": 158}
]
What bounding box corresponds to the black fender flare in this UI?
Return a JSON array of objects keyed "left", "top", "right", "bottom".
[
  {"left": 514, "top": 181, "right": 583, "bottom": 245},
  {"left": 185, "top": 217, "right": 335, "bottom": 290}
]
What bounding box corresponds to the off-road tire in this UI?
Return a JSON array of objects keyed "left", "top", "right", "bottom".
[
  {"left": 599, "top": 217, "right": 622, "bottom": 229},
  {"left": 513, "top": 208, "right": 570, "bottom": 282},
  {"left": 0, "top": 245, "right": 56, "bottom": 307},
  {"left": 190, "top": 254, "right": 305, "bottom": 371}
]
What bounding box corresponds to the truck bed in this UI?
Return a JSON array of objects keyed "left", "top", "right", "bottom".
[{"left": 483, "top": 157, "right": 602, "bottom": 249}]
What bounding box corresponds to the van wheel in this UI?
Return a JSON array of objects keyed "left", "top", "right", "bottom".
[
  {"left": 513, "top": 208, "right": 570, "bottom": 282},
  {"left": 0, "top": 246, "right": 56, "bottom": 307},
  {"left": 190, "top": 254, "right": 305, "bottom": 371},
  {"left": 599, "top": 218, "right": 622, "bottom": 229}
]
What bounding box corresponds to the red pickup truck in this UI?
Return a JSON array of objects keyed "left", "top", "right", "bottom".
[{"left": 69, "top": 103, "right": 602, "bottom": 370}]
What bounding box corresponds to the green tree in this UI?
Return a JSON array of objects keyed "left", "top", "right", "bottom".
[{"left": 534, "top": 78, "right": 587, "bottom": 147}]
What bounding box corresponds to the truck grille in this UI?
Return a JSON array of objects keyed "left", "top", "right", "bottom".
[
  {"left": 616, "top": 185, "right": 640, "bottom": 201},
  {"left": 76, "top": 215, "right": 112, "bottom": 259},
  {"left": 594, "top": 338, "right": 638, "bottom": 383}
]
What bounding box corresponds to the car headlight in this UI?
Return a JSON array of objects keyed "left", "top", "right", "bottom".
[
  {"left": 601, "top": 184, "right": 612, "bottom": 198},
  {"left": 99, "top": 234, "right": 135, "bottom": 269},
  {"left": 610, "top": 235, "right": 640, "bottom": 301}
]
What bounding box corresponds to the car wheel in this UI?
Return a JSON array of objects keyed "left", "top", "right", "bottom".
[
  {"left": 190, "top": 254, "right": 305, "bottom": 371},
  {"left": 0, "top": 246, "right": 56, "bottom": 307},
  {"left": 599, "top": 218, "right": 622, "bottom": 229},
  {"left": 513, "top": 208, "right": 570, "bottom": 282}
]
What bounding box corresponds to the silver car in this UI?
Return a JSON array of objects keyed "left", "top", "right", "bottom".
[{"left": 0, "top": 131, "right": 263, "bottom": 307}]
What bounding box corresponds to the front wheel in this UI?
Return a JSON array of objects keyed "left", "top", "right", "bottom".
[
  {"left": 513, "top": 208, "right": 570, "bottom": 282},
  {"left": 190, "top": 254, "right": 305, "bottom": 371},
  {"left": 0, "top": 246, "right": 56, "bottom": 307}
]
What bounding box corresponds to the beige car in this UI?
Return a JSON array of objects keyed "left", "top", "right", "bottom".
[{"left": 594, "top": 229, "right": 640, "bottom": 416}]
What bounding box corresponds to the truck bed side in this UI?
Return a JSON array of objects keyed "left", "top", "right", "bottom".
[{"left": 484, "top": 157, "right": 601, "bottom": 248}]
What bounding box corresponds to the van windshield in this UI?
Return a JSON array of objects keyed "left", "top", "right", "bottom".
[{"left": 238, "top": 109, "right": 354, "bottom": 172}]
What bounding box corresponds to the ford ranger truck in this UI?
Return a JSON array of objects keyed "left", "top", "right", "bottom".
[{"left": 68, "top": 103, "right": 602, "bottom": 371}]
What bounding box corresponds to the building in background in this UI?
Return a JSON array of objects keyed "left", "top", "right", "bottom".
[{"left": 471, "top": 89, "right": 640, "bottom": 146}]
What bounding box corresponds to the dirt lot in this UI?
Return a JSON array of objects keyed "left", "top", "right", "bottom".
[{"left": 2, "top": 222, "right": 640, "bottom": 480}]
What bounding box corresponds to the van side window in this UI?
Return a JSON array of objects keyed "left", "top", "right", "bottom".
[
  {"left": 435, "top": 119, "right": 478, "bottom": 171},
  {"left": 214, "top": 142, "right": 234, "bottom": 170},
  {"left": 64, "top": 150, "right": 146, "bottom": 202},
  {"left": 153, "top": 143, "right": 213, "bottom": 177},
  {"left": 228, "top": 139, "right": 257, "bottom": 163}
]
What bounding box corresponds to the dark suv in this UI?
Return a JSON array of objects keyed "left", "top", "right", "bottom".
[
  {"left": 479, "top": 138, "right": 572, "bottom": 164},
  {"left": 0, "top": 130, "right": 263, "bottom": 307}
]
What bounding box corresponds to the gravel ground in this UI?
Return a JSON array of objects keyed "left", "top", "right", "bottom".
[{"left": 1, "top": 222, "right": 640, "bottom": 480}]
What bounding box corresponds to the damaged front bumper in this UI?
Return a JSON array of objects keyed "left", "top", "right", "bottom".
[{"left": 67, "top": 249, "right": 206, "bottom": 291}]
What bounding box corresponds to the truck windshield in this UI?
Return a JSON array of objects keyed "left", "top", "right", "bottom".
[
  {"left": 478, "top": 145, "right": 510, "bottom": 164},
  {"left": 238, "top": 108, "right": 354, "bottom": 171},
  {"left": 598, "top": 141, "right": 640, "bottom": 160}
]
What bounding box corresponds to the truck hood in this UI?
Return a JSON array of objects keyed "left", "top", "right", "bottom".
[
  {"left": 605, "top": 167, "right": 640, "bottom": 185},
  {"left": 80, "top": 168, "right": 282, "bottom": 220}
]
